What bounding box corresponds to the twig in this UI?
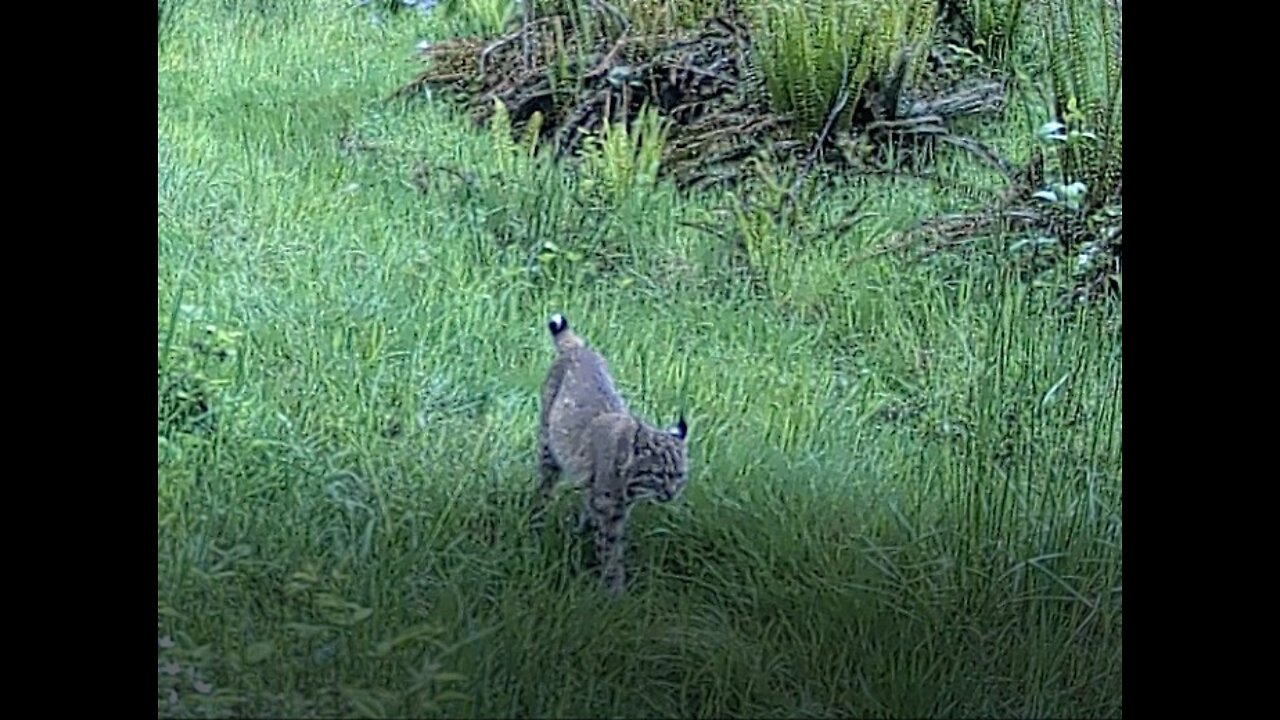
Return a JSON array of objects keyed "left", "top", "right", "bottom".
[
  {"left": 676, "top": 219, "right": 735, "bottom": 245},
  {"left": 852, "top": 205, "right": 1051, "bottom": 263},
  {"left": 521, "top": 0, "right": 534, "bottom": 70},
  {"left": 662, "top": 62, "right": 735, "bottom": 83},
  {"left": 781, "top": 52, "right": 853, "bottom": 217},
  {"left": 937, "top": 134, "right": 1016, "bottom": 181},
  {"left": 584, "top": 32, "right": 631, "bottom": 79},
  {"left": 866, "top": 114, "right": 946, "bottom": 134},
  {"left": 906, "top": 80, "right": 1004, "bottom": 118},
  {"left": 479, "top": 17, "right": 555, "bottom": 77},
  {"left": 881, "top": 46, "right": 912, "bottom": 121},
  {"left": 478, "top": 33, "right": 522, "bottom": 78},
  {"left": 589, "top": 0, "right": 630, "bottom": 35},
  {"left": 810, "top": 194, "right": 877, "bottom": 240}
]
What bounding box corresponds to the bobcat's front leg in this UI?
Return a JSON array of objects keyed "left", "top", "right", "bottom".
[
  {"left": 530, "top": 433, "right": 560, "bottom": 534},
  {"left": 573, "top": 492, "right": 597, "bottom": 536},
  {"left": 590, "top": 488, "right": 629, "bottom": 596}
]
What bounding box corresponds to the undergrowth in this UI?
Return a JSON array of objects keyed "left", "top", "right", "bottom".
[{"left": 158, "top": 0, "right": 1122, "bottom": 717}]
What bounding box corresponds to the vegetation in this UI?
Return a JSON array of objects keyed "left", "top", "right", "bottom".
[
  {"left": 937, "top": 0, "right": 1031, "bottom": 67},
  {"left": 748, "top": 0, "right": 937, "bottom": 137},
  {"left": 158, "top": 0, "right": 1122, "bottom": 717}
]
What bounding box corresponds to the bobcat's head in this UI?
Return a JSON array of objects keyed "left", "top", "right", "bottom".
[{"left": 627, "top": 416, "right": 689, "bottom": 503}]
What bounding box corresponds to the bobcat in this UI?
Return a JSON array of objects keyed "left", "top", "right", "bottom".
[{"left": 531, "top": 312, "right": 690, "bottom": 596}]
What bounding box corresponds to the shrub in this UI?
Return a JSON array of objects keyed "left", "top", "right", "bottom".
[
  {"left": 747, "top": 0, "right": 937, "bottom": 139},
  {"left": 1041, "top": 0, "right": 1121, "bottom": 211}
]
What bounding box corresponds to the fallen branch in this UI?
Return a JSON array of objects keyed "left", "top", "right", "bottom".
[
  {"left": 906, "top": 80, "right": 1004, "bottom": 118},
  {"left": 782, "top": 52, "right": 854, "bottom": 217}
]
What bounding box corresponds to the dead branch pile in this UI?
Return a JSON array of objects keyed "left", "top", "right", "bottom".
[{"left": 394, "top": 3, "right": 1010, "bottom": 191}]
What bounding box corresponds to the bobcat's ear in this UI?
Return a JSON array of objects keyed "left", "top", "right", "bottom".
[{"left": 670, "top": 415, "right": 688, "bottom": 440}]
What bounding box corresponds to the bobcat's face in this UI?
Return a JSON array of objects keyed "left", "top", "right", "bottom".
[
  {"left": 626, "top": 419, "right": 689, "bottom": 504},
  {"left": 655, "top": 463, "right": 688, "bottom": 503},
  {"left": 626, "top": 467, "right": 686, "bottom": 504}
]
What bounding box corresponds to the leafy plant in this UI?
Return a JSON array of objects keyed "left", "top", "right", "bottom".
[
  {"left": 619, "top": 0, "right": 733, "bottom": 34},
  {"left": 437, "top": 0, "right": 516, "bottom": 36},
  {"left": 579, "top": 103, "right": 670, "bottom": 203},
  {"left": 475, "top": 103, "right": 620, "bottom": 283},
  {"left": 157, "top": 631, "right": 227, "bottom": 714},
  {"left": 938, "top": 0, "right": 1029, "bottom": 66},
  {"left": 486, "top": 97, "right": 523, "bottom": 176},
  {"left": 1042, "top": 0, "right": 1121, "bottom": 212},
  {"left": 747, "top": 0, "right": 937, "bottom": 139},
  {"left": 998, "top": 111, "right": 1120, "bottom": 302},
  {"left": 1032, "top": 120, "right": 1092, "bottom": 211},
  {"left": 158, "top": 306, "right": 246, "bottom": 437}
]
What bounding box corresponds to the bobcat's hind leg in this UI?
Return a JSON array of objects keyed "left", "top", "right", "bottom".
[{"left": 529, "top": 436, "right": 560, "bottom": 534}]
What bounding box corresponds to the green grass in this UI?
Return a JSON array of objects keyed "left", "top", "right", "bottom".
[{"left": 158, "top": 1, "right": 1122, "bottom": 717}]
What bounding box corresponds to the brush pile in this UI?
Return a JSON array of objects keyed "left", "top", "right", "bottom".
[
  {"left": 395, "top": 0, "right": 1120, "bottom": 304},
  {"left": 396, "top": 0, "right": 1008, "bottom": 191}
]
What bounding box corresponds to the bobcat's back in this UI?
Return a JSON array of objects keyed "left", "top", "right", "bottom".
[{"left": 540, "top": 314, "right": 628, "bottom": 476}]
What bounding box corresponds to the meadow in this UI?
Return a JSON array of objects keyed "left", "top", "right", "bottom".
[{"left": 158, "top": 1, "right": 1122, "bottom": 716}]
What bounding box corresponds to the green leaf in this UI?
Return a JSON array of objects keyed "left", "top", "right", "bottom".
[
  {"left": 372, "top": 623, "right": 444, "bottom": 658},
  {"left": 284, "top": 622, "right": 334, "bottom": 638},
  {"left": 1038, "top": 121, "right": 1066, "bottom": 141},
  {"left": 245, "top": 641, "right": 274, "bottom": 664},
  {"left": 348, "top": 693, "right": 386, "bottom": 720}
]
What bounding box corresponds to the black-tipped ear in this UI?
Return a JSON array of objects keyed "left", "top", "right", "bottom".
[
  {"left": 548, "top": 313, "right": 568, "bottom": 335},
  {"left": 670, "top": 415, "right": 688, "bottom": 440}
]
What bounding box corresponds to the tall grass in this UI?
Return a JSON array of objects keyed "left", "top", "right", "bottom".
[{"left": 158, "top": 0, "right": 1121, "bottom": 717}]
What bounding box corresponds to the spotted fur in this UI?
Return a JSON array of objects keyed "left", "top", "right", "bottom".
[{"left": 531, "top": 313, "right": 690, "bottom": 595}]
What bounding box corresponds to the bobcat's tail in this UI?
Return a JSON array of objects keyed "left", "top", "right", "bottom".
[{"left": 548, "top": 312, "right": 584, "bottom": 351}]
